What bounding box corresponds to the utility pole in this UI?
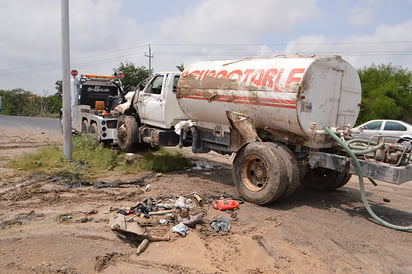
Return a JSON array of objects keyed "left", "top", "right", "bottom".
[
  {"left": 61, "top": 0, "right": 72, "bottom": 160},
  {"left": 145, "top": 44, "right": 154, "bottom": 74}
]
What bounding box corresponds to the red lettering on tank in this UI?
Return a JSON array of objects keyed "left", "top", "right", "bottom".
[
  {"left": 216, "top": 70, "right": 228, "bottom": 78},
  {"left": 250, "top": 69, "right": 265, "bottom": 86},
  {"left": 242, "top": 69, "right": 255, "bottom": 83},
  {"left": 205, "top": 70, "right": 216, "bottom": 78},
  {"left": 286, "top": 68, "right": 305, "bottom": 89},
  {"left": 261, "top": 68, "right": 278, "bottom": 89},
  {"left": 227, "top": 70, "right": 243, "bottom": 80},
  {"left": 184, "top": 67, "right": 306, "bottom": 92},
  {"left": 274, "top": 68, "right": 284, "bottom": 91},
  {"left": 197, "top": 70, "right": 207, "bottom": 80},
  {"left": 189, "top": 70, "right": 201, "bottom": 79}
]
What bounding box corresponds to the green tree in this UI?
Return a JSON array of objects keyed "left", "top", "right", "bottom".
[
  {"left": 114, "top": 62, "right": 151, "bottom": 92},
  {"left": 0, "top": 89, "right": 62, "bottom": 116},
  {"left": 2, "top": 89, "right": 32, "bottom": 115},
  {"left": 357, "top": 64, "right": 412, "bottom": 124}
]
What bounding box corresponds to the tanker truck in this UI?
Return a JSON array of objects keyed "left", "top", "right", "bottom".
[{"left": 116, "top": 54, "right": 412, "bottom": 205}]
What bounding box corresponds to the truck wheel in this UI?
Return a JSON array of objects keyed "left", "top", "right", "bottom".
[
  {"left": 89, "top": 123, "right": 99, "bottom": 138},
  {"left": 275, "top": 144, "right": 300, "bottom": 199},
  {"left": 117, "top": 115, "right": 138, "bottom": 152},
  {"left": 332, "top": 173, "right": 352, "bottom": 189},
  {"left": 300, "top": 168, "right": 350, "bottom": 191},
  {"left": 82, "top": 120, "right": 88, "bottom": 133},
  {"left": 233, "top": 142, "right": 288, "bottom": 205}
]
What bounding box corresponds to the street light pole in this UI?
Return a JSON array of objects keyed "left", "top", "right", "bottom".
[{"left": 61, "top": 0, "right": 72, "bottom": 160}]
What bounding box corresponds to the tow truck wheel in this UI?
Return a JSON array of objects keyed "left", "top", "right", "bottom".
[
  {"left": 89, "top": 123, "right": 99, "bottom": 138},
  {"left": 117, "top": 115, "right": 138, "bottom": 152},
  {"left": 81, "top": 120, "right": 88, "bottom": 133},
  {"left": 233, "top": 142, "right": 289, "bottom": 205},
  {"left": 300, "top": 168, "right": 350, "bottom": 191}
]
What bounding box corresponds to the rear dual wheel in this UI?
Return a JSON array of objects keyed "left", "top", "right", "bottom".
[
  {"left": 233, "top": 142, "right": 300, "bottom": 205},
  {"left": 300, "top": 168, "right": 351, "bottom": 191},
  {"left": 89, "top": 122, "right": 99, "bottom": 139},
  {"left": 81, "top": 120, "right": 88, "bottom": 134}
]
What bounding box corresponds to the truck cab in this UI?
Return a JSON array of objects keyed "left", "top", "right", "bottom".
[
  {"left": 117, "top": 72, "right": 188, "bottom": 151},
  {"left": 136, "top": 72, "right": 187, "bottom": 129}
]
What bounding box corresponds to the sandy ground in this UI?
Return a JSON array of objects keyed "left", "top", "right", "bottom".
[{"left": 0, "top": 126, "right": 411, "bottom": 274}]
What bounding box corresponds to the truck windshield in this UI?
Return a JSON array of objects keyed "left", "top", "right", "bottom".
[
  {"left": 173, "top": 75, "right": 180, "bottom": 92},
  {"left": 79, "top": 84, "right": 119, "bottom": 107}
]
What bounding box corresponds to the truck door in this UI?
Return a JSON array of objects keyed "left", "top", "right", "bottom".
[{"left": 138, "top": 74, "right": 166, "bottom": 128}]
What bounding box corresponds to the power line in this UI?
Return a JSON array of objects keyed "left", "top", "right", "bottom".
[{"left": 1, "top": 41, "right": 412, "bottom": 76}]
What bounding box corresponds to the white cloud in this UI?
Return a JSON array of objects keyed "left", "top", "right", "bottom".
[
  {"left": 160, "top": 0, "right": 319, "bottom": 44},
  {"left": 0, "top": 0, "right": 144, "bottom": 94},
  {"left": 285, "top": 18, "right": 412, "bottom": 69},
  {"left": 347, "top": 0, "right": 383, "bottom": 26},
  {"left": 1, "top": 0, "right": 411, "bottom": 95}
]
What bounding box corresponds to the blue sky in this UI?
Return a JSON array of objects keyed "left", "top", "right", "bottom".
[{"left": 0, "top": 0, "right": 411, "bottom": 95}]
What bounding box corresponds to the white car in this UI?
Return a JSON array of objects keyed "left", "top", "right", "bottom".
[{"left": 352, "top": 119, "right": 412, "bottom": 143}]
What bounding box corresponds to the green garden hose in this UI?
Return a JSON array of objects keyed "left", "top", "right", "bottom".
[
  {"left": 324, "top": 127, "right": 412, "bottom": 231},
  {"left": 346, "top": 138, "right": 384, "bottom": 155}
]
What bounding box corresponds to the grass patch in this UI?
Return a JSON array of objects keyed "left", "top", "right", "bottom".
[
  {"left": 7, "top": 134, "right": 193, "bottom": 180},
  {"left": 120, "top": 148, "right": 193, "bottom": 173}
]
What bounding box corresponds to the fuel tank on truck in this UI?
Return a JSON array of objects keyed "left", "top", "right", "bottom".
[{"left": 176, "top": 55, "right": 362, "bottom": 148}]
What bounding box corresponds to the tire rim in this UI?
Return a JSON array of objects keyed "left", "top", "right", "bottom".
[
  {"left": 241, "top": 155, "right": 268, "bottom": 191},
  {"left": 117, "top": 124, "right": 127, "bottom": 144}
]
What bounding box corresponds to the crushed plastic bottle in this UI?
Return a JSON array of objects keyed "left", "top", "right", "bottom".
[{"left": 172, "top": 223, "right": 189, "bottom": 237}]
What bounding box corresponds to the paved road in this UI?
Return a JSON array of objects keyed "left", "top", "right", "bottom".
[{"left": 0, "top": 114, "right": 60, "bottom": 132}]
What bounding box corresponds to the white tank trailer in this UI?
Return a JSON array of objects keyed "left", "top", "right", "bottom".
[
  {"left": 175, "top": 55, "right": 410, "bottom": 205},
  {"left": 177, "top": 54, "right": 361, "bottom": 149},
  {"left": 117, "top": 54, "right": 411, "bottom": 206}
]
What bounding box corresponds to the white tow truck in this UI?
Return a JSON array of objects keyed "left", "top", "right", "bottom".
[{"left": 61, "top": 70, "right": 125, "bottom": 144}]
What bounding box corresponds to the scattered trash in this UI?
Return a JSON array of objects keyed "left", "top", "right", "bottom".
[
  {"left": 210, "top": 216, "right": 231, "bottom": 232},
  {"left": 157, "top": 203, "right": 174, "bottom": 210},
  {"left": 178, "top": 211, "right": 205, "bottom": 228},
  {"left": 117, "top": 209, "right": 135, "bottom": 216},
  {"left": 149, "top": 210, "right": 175, "bottom": 216},
  {"left": 106, "top": 191, "right": 238, "bottom": 253},
  {"left": 110, "top": 213, "right": 169, "bottom": 256},
  {"left": 193, "top": 193, "right": 203, "bottom": 206},
  {"left": 159, "top": 219, "right": 168, "bottom": 225},
  {"left": 144, "top": 184, "right": 151, "bottom": 192},
  {"left": 175, "top": 195, "right": 197, "bottom": 209},
  {"left": 172, "top": 223, "right": 189, "bottom": 237},
  {"left": 213, "top": 199, "right": 240, "bottom": 211},
  {"left": 130, "top": 203, "right": 151, "bottom": 218},
  {"left": 57, "top": 212, "right": 91, "bottom": 223},
  {"left": 186, "top": 160, "right": 215, "bottom": 171},
  {"left": 136, "top": 239, "right": 149, "bottom": 255},
  {"left": 87, "top": 209, "right": 98, "bottom": 215},
  {"left": 0, "top": 210, "right": 45, "bottom": 229},
  {"left": 126, "top": 153, "right": 135, "bottom": 165},
  {"left": 175, "top": 196, "right": 187, "bottom": 209}
]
